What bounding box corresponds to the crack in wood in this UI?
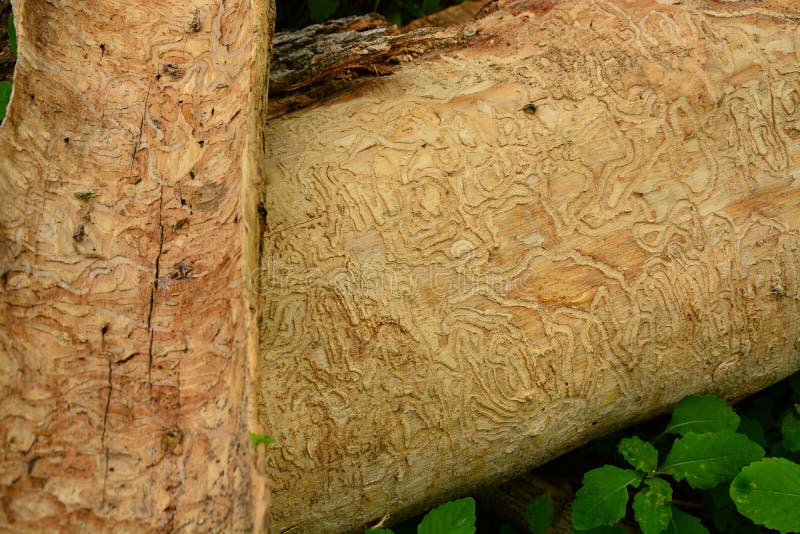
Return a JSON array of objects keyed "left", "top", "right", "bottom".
[
  {"left": 100, "top": 326, "right": 112, "bottom": 510},
  {"left": 147, "top": 188, "right": 164, "bottom": 388},
  {"left": 100, "top": 358, "right": 112, "bottom": 509},
  {"left": 130, "top": 88, "right": 150, "bottom": 178}
]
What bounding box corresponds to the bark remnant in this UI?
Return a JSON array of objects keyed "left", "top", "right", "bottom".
[{"left": 270, "top": 14, "right": 461, "bottom": 94}]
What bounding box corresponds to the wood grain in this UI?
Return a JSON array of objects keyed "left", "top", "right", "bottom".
[{"left": 0, "top": 0, "right": 273, "bottom": 531}]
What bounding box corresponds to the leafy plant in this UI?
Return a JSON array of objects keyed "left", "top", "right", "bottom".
[
  {"left": 569, "top": 393, "right": 800, "bottom": 533},
  {"left": 417, "top": 498, "right": 475, "bottom": 534},
  {"left": 8, "top": 13, "right": 16, "bottom": 55},
  {"left": 660, "top": 431, "right": 763, "bottom": 489},
  {"left": 572, "top": 465, "right": 642, "bottom": 530},
  {"left": 730, "top": 457, "right": 800, "bottom": 533},
  {"left": 0, "top": 81, "right": 11, "bottom": 122},
  {"left": 1, "top": 13, "right": 15, "bottom": 123},
  {"left": 248, "top": 432, "right": 276, "bottom": 450},
  {"left": 365, "top": 497, "right": 475, "bottom": 534},
  {"left": 74, "top": 191, "right": 96, "bottom": 202},
  {"left": 524, "top": 493, "right": 553, "bottom": 534}
]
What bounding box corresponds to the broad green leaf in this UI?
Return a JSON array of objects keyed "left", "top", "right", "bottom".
[
  {"left": 248, "top": 432, "right": 276, "bottom": 450},
  {"left": 8, "top": 14, "right": 16, "bottom": 56},
  {"left": 366, "top": 530, "right": 393, "bottom": 534},
  {"left": 665, "top": 395, "right": 739, "bottom": 436},
  {"left": 632, "top": 477, "right": 672, "bottom": 534},
  {"left": 570, "top": 527, "right": 626, "bottom": 534},
  {"left": 730, "top": 457, "right": 800, "bottom": 534},
  {"left": 572, "top": 465, "right": 642, "bottom": 530},
  {"left": 662, "top": 432, "right": 763, "bottom": 489},
  {"left": 618, "top": 436, "right": 658, "bottom": 472},
  {"left": 524, "top": 493, "right": 553, "bottom": 534},
  {"left": 0, "top": 81, "right": 10, "bottom": 122},
  {"left": 307, "top": 0, "right": 339, "bottom": 22},
  {"left": 663, "top": 507, "right": 709, "bottom": 534},
  {"left": 417, "top": 497, "right": 475, "bottom": 534},
  {"left": 737, "top": 415, "right": 766, "bottom": 448},
  {"left": 781, "top": 407, "right": 800, "bottom": 452}
]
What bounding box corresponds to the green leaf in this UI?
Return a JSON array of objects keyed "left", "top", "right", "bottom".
[
  {"left": 0, "top": 81, "right": 12, "bottom": 122},
  {"left": 572, "top": 465, "right": 642, "bottom": 530},
  {"left": 665, "top": 395, "right": 739, "bottom": 436},
  {"left": 417, "top": 497, "right": 475, "bottom": 534},
  {"left": 248, "top": 432, "right": 276, "bottom": 450},
  {"left": 632, "top": 477, "right": 672, "bottom": 534},
  {"left": 737, "top": 415, "right": 767, "bottom": 448},
  {"left": 8, "top": 14, "right": 16, "bottom": 56},
  {"left": 781, "top": 407, "right": 800, "bottom": 452},
  {"left": 664, "top": 507, "right": 709, "bottom": 534},
  {"left": 730, "top": 457, "right": 800, "bottom": 533},
  {"left": 661, "top": 432, "right": 764, "bottom": 489},
  {"left": 618, "top": 436, "right": 658, "bottom": 472},
  {"left": 524, "top": 493, "right": 553, "bottom": 534},
  {"left": 307, "top": 0, "right": 339, "bottom": 22}
]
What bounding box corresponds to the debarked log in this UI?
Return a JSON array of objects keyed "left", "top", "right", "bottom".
[
  {"left": 259, "top": 0, "right": 800, "bottom": 531},
  {"left": 0, "top": 0, "right": 274, "bottom": 531}
]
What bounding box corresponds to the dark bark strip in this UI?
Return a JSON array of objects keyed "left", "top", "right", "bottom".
[
  {"left": 0, "top": 0, "right": 13, "bottom": 82},
  {"left": 147, "top": 188, "right": 164, "bottom": 388},
  {"left": 270, "top": 14, "right": 462, "bottom": 94}
]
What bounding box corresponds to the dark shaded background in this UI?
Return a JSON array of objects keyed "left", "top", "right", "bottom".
[
  {"left": 278, "top": 0, "right": 464, "bottom": 29},
  {"left": 0, "top": 0, "right": 13, "bottom": 82}
]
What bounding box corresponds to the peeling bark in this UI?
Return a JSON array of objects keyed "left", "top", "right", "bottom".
[
  {"left": 0, "top": 0, "right": 274, "bottom": 531},
  {"left": 260, "top": 0, "right": 800, "bottom": 531},
  {"left": 270, "top": 15, "right": 460, "bottom": 94},
  {"left": 0, "top": 0, "right": 12, "bottom": 82}
]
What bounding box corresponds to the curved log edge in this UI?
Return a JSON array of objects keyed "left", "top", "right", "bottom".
[
  {"left": 260, "top": 0, "right": 800, "bottom": 531},
  {"left": 1, "top": 0, "right": 273, "bottom": 531}
]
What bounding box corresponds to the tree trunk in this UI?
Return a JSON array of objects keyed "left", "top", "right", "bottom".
[
  {"left": 0, "top": 0, "right": 274, "bottom": 531},
  {"left": 260, "top": 0, "right": 800, "bottom": 531}
]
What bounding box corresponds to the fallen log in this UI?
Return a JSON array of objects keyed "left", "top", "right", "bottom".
[{"left": 260, "top": 0, "right": 800, "bottom": 531}]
